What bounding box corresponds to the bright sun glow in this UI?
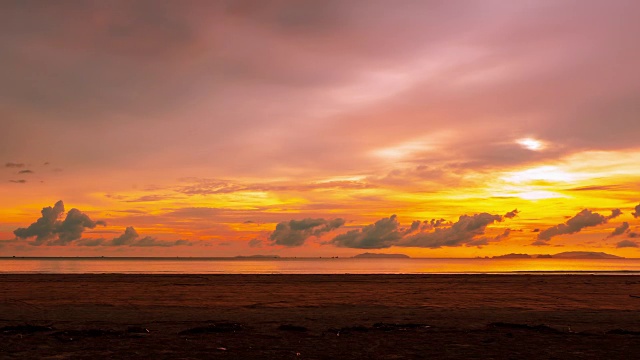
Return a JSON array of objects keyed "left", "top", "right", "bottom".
[
  {"left": 516, "top": 138, "right": 545, "bottom": 151},
  {"left": 502, "top": 166, "right": 579, "bottom": 183},
  {"left": 516, "top": 190, "right": 566, "bottom": 200}
]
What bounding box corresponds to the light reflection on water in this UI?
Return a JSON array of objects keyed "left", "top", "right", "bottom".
[{"left": 2, "top": 258, "right": 640, "bottom": 274}]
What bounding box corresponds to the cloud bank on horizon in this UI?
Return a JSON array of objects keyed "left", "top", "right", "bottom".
[
  {"left": 1, "top": 1, "right": 640, "bottom": 256},
  {"left": 5, "top": 201, "right": 640, "bottom": 258}
]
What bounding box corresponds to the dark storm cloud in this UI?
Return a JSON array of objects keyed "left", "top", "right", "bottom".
[
  {"left": 633, "top": 204, "right": 640, "bottom": 218},
  {"left": 537, "top": 209, "right": 609, "bottom": 243},
  {"left": 13, "top": 200, "right": 106, "bottom": 245},
  {"left": 269, "top": 218, "right": 345, "bottom": 246},
  {"left": 616, "top": 240, "right": 638, "bottom": 248},
  {"left": 609, "top": 222, "right": 630, "bottom": 238}
]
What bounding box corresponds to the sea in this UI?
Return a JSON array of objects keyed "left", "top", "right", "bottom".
[{"left": 1, "top": 257, "right": 640, "bottom": 274}]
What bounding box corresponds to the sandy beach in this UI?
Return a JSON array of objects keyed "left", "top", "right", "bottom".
[{"left": 2, "top": 274, "right": 640, "bottom": 359}]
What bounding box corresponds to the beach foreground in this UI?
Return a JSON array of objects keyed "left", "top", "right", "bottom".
[{"left": 1, "top": 274, "right": 640, "bottom": 359}]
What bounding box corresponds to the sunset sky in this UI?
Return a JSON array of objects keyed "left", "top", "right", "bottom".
[{"left": 1, "top": 0, "right": 640, "bottom": 257}]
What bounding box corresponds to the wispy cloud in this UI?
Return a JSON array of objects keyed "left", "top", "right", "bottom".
[{"left": 5, "top": 163, "right": 25, "bottom": 168}]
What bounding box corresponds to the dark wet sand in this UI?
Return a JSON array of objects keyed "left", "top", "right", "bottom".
[{"left": 2, "top": 274, "right": 640, "bottom": 359}]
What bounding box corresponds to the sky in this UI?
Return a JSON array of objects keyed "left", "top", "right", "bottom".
[{"left": 1, "top": 0, "right": 640, "bottom": 258}]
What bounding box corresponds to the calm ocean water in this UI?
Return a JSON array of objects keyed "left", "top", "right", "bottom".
[{"left": 1, "top": 257, "right": 640, "bottom": 274}]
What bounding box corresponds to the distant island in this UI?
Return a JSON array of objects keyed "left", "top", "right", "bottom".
[
  {"left": 352, "top": 253, "right": 410, "bottom": 259},
  {"left": 492, "top": 253, "right": 532, "bottom": 259},
  {"left": 552, "top": 251, "right": 622, "bottom": 259},
  {"left": 234, "top": 255, "right": 281, "bottom": 259},
  {"left": 493, "top": 251, "right": 623, "bottom": 259}
]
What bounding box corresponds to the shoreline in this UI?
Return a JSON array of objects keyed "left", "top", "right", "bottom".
[
  {"left": 3, "top": 274, "right": 640, "bottom": 358},
  {"left": 4, "top": 271, "right": 640, "bottom": 275}
]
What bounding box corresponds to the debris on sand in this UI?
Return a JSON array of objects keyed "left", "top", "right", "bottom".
[{"left": 488, "top": 322, "right": 562, "bottom": 334}]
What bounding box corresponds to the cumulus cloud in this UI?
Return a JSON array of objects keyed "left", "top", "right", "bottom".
[
  {"left": 76, "top": 226, "right": 189, "bottom": 247},
  {"left": 537, "top": 209, "right": 609, "bottom": 243},
  {"left": 13, "top": 201, "right": 106, "bottom": 245},
  {"left": 14, "top": 201, "right": 65, "bottom": 243},
  {"left": 11, "top": 201, "right": 184, "bottom": 247},
  {"left": 609, "top": 222, "right": 630, "bottom": 238},
  {"left": 400, "top": 213, "right": 504, "bottom": 248},
  {"left": 494, "top": 229, "right": 511, "bottom": 241},
  {"left": 330, "top": 212, "right": 509, "bottom": 249},
  {"left": 607, "top": 209, "right": 622, "bottom": 220},
  {"left": 105, "top": 226, "right": 188, "bottom": 247},
  {"left": 51, "top": 208, "right": 108, "bottom": 245},
  {"left": 633, "top": 204, "right": 640, "bottom": 218},
  {"left": 331, "top": 215, "right": 403, "bottom": 249},
  {"left": 616, "top": 240, "right": 638, "bottom": 248},
  {"left": 270, "top": 218, "right": 345, "bottom": 246},
  {"left": 110, "top": 226, "right": 139, "bottom": 246},
  {"left": 504, "top": 209, "right": 519, "bottom": 219}
]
